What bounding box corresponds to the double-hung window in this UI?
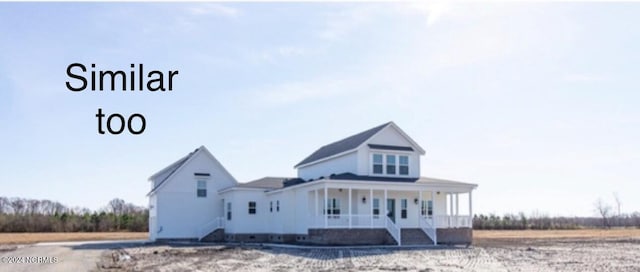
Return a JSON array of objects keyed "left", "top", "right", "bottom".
[
  {"left": 373, "top": 154, "right": 383, "bottom": 174},
  {"left": 372, "top": 154, "right": 410, "bottom": 176},
  {"left": 196, "top": 180, "right": 207, "bottom": 197},
  {"left": 386, "top": 155, "right": 396, "bottom": 175},
  {"left": 373, "top": 198, "right": 380, "bottom": 218},
  {"left": 401, "top": 199, "right": 407, "bottom": 219},
  {"left": 399, "top": 156, "right": 409, "bottom": 175},
  {"left": 226, "top": 202, "right": 232, "bottom": 220},
  {"left": 248, "top": 201, "right": 256, "bottom": 214}
]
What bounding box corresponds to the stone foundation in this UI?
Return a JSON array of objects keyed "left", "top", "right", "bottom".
[{"left": 436, "top": 228, "right": 472, "bottom": 245}]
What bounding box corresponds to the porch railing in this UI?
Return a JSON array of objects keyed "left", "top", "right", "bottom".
[
  {"left": 198, "top": 216, "right": 225, "bottom": 241},
  {"left": 434, "top": 215, "right": 471, "bottom": 228},
  {"left": 310, "top": 214, "right": 386, "bottom": 228},
  {"left": 419, "top": 216, "right": 437, "bottom": 244},
  {"left": 385, "top": 217, "right": 401, "bottom": 245}
]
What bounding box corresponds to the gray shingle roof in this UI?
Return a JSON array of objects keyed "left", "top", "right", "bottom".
[
  {"left": 237, "top": 177, "right": 291, "bottom": 189},
  {"left": 148, "top": 147, "right": 199, "bottom": 195},
  {"left": 280, "top": 172, "right": 476, "bottom": 188},
  {"left": 294, "top": 122, "right": 391, "bottom": 168}
]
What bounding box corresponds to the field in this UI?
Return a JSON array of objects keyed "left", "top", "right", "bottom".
[
  {"left": 95, "top": 229, "right": 640, "bottom": 272},
  {"left": 0, "top": 232, "right": 147, "bottom": 244}
]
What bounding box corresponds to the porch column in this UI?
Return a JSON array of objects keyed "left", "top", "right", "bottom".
[
  {"left": 418, "top": 190, "right": 423, "bottom": 218},
  {"left": 369, "top": 188, "right": 373, "bottom": 228},
  {"left": 468, "top": 191, "right": 473, "bottom": 228},
  {"left": 449, "top": 193, "right": 453, "bottom": 228},
  {"left": 348, "top": 187, "right": 352, "bottom": 229},
  {"left": 455, "top": 193, "right": 459, "bottom": 228},
  {"left": 314, "top": 189, "right": 318, "bottom": 227},
  {"left": 431, "top": 191, "right": 436, "bottom": 227},
  {"left": 324, "top": 185, "right": 328, "bottom": 228},
  {"left": 384, "top": 189, "right": 388, "bottom": 222}
]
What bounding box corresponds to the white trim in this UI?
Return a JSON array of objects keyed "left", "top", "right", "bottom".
[
  {"left": 357, "top": 122, "right": 426, "bottom": 155},
  {"left": 369, "top": 152, "right": 412, "bottom": 177}
]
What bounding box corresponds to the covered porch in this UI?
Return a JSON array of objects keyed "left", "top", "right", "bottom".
[{"left": 306, "top": 180, "right": 475, "bottom": 245}]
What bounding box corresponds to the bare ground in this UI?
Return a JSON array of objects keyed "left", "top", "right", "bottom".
[{"left": 96, "top": 237, "right": 640, "bottom": 271}]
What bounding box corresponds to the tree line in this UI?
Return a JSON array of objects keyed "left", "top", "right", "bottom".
[
  {"left": 473, "top": 212, "right": 640, "bottom": 230},
  {"left": 0, "top": 197, "right": 148, "bottom": 232}
]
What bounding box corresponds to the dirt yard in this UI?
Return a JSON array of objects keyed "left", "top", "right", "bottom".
[
  {"left": 95, "top": 229, "right": 640, "bottom": 272},
  {"left": 0, "top": 232, "right": 147, "bottom": 244}
]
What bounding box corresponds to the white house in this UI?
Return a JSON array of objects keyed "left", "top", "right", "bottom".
[{"left": 147, "top": 122, "right": 478, "bottom": 245}]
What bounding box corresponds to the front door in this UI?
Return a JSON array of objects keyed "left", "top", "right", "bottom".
[{"left": 387, "top": 198, "right": 396, "bottom": 223}]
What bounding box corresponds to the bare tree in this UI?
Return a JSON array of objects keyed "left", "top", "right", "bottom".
[
  {"left": 613, "top": 192, "right": 622, "bottom": 226},
  {"left": 594, "top": 198, "right": 612, "bottom": 228}
]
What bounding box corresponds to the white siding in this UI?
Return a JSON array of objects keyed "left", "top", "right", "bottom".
[
  {"left": 151, "top": 149, "right": 236, "bottom": 240},
  {"left": 297, "top": 152, "right": 358, "bottom": 180}
]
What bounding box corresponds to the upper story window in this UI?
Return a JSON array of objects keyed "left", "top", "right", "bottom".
[
  {"left": 372, "top": 153, "right": 410, "bottom": 176},
  {"left": 248, "top": 201, "right": 256, "bottom": 214},
  {"left": 373, "top": 154, "right": 383, "bottom": 174},
  {"left": 196, "top": 180, "right": 207, "bottom": 197},
  {"left": 399, "top": 156, "right": 409, "bottom": 175},
  {"left": 386, "top": 155, "right": 396, "bottom": 174}
]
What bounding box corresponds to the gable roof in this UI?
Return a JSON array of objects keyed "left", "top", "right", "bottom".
[
  {"left": 147, "top": 146, "right": 237, "bottom": 196},
  {"left": 294, "top": 122, "right": 391, "bottom": 168},
  {"left": 294, "top": 121, "right": 426, "bottom": 168},
  {"left": 147, "top": 148, "right": 199, "bottom": 195}
]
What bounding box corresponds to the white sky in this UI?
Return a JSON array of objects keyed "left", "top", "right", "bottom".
[{"left": 0, "top": 2, "right": 638, "bottom": 216}]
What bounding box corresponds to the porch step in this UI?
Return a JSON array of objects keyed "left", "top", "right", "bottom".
[{"left": 401, "top": 228, "right": 434, "bottom": 245}]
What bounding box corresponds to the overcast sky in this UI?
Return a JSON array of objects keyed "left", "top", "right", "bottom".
[{"left": 1, "top": 2, "right": 638, "bottom": 216}]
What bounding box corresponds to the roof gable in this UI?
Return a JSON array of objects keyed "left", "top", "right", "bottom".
[
  {"left": 294, "top": 122, "right": 391, "bottom": 168},
  {"left": 147, "top": 146, "right": 237, "bottom": 196},
  {"left": 294, "top": 121, "right": 425, "bottom": 168}
]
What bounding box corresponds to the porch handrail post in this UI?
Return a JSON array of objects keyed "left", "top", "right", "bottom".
[
  {"left": 370, "top": 188, "right": 373, "bottom": 228},
  {"left": 348, "top": 187, "right": 352, "bottom": 229},
  {"left": 324, "top": 185, "right": 328, "bottom": 228}
]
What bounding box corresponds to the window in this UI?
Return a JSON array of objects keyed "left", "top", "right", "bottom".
[
  {"left": 373, "top": 154, "right": 383, "bottom": 174},
  {"left": 373, "top": 198, "right": 380, "bottom": 218},
  {"left": 226, "top": 202, "right": 232, "bottom": 220},
  {"left": 326, "top": 198, "right": 340, "bottom": 218},
  {"left": 386, "top": 155, "right": 396, "bottom": 174},
  {"left": 196, "top": 180, "right": 207, "bottom": 197},
  {"left": 248, "top": 201, "right": 256, "bottom": 214},
  {"left": 421, "top": 200, "right": 433, "bottom": 216},
  {"left": 399, "top": 156, "right": 409, "bottom": 175},
  {"left": 401, "top": 199, "right": 407, "bottom": 219},
  {"left": 270, "top": 201, "right": 273, "bottom": 212},
  {"left": 276, "top": 200, "right": 280, "bottom": 212}
]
